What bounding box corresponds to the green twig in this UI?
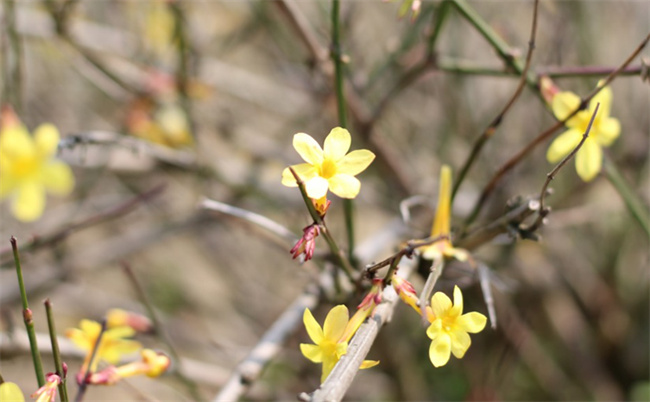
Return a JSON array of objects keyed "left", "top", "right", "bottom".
[
  {"left": 330, "top": 0, "right": 355, "bottom": 264},
  {"left": 11, "top": 237, "right": 45, "bottom": 387},
  {"left": 603, "top": 156, "right": 650, "bottom": 237},
  {"left": 44, "top": 299, "right": 69, "bottom": 402},
  {"left": 289, "top": 168, "right": 356, "bottom": 281},
  {"left": 426, "top": 0, "right": 451, "bottom": 57}
]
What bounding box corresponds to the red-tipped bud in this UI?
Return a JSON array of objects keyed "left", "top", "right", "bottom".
[{"left": 290, "top": 224, "right": 320, "bottom": 261}]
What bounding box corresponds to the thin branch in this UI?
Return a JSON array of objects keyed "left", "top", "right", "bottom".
[
  {"left": 200, "top": 197, "right": 296, "bottom": 242},
  {"left": 453, "top": 0, "right": 539, "bottom": 199},
  {"left": 464, "top": 32, "right": 650, "bottom": 227},
  {"left": 0, "top": 184, "right": 165, "bottom": 261},
  {"left": 214, "top": 286, "right": 320, "bottom": 402},
  {"left": 525, "top": 104, "right": 600, "bottom": 232}
]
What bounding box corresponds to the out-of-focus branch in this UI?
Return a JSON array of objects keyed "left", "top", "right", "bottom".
[
  {"left": 0, "top": 184, "right": 165, "bottom": 262},
  {"left": 453, "top": 0, "right": 539, "bottom": 199}
]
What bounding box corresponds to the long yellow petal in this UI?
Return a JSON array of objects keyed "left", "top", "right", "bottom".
[
  {"left": 42, "top": 161, "right": 74, "bottom": 195},
  {"left": 449, "top": 328, "right": 471, "bottom": 358},
  {"left": 596, "top": 117, "right": 621, "bottom": 147},
  {"left": 304, "top": 176, "right": 330, "bottom": 199},
  {"left": 429, "top": 333, "right": 451, "bottom": 367},
  {"left": 300, "top": 343, "right": 323, "bottom": 363},
  {"left": 303, "top": 308, "right": 324, "bottom": 344},
  {"left": 591, "top": 83, "right": 612, "bottom": 118},
  {"left": 281, "top": 164, "right": 317, "bottom": 187},
  {"left": 336, "top": 149, "right": 375, "bottom": 176},
  {"left": 551, "top": 91, "right": 581, "bottom": 122},
  {"left": 293, "top": 133, "right": 323, "bottom": 166},
  {"left": 546, "top": 128, "right": 582, "bottom": 163},
  {"left": 323, "top": 127, "right": 351, "bottom": 161},
  {"left": 575, "top": 138, "right": 602, "bottom": 182},
  {"left": 456, "top": 312, "right": 487, "bottom": 334},
  {"left": 33, "top": 124, "right": 60, "bottom": 157},
  {"left": 323, "top": 305, "right": 349, "bottom": 342},
  {"left": 13, "top": 182, "right": 45, "bottom": 222},
  {"left": 430, "top": 165, "right": 452, "bottom": 237},
  {"left": 430, "top": 291, "right": 452, "bottom": 320},
  {"left": 327, "top": 175, "right": 361, "bottom": 199}
]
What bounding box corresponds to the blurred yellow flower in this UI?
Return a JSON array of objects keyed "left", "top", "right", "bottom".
[
  {"left": 66, "top": 319, "right": 142, "bottom": 376},
  {"left": 0, "top": 382, "right": 25, "bottom": 402},
  {"left": 546, "top": 82, "right": 621, "bottom": 182},
  {"left": 282, "top": 128, "right": 375, "bottom": 199},
  {"left": 0, "top": 111, "right": 74, "bottom": 221},
  {"left": 30, "top": 373, "right": 60, "bottom": 402},
  {"left": 421, "top": 165, "right": 468, "bottom": 261},
  {"left": 300, "top": 305, "right": 378, "bottom": 383},
  {"left": 426, "top": 286, "right": 486, "bottom": 367},
  {"left": 87, "top": 348, "right": 171, "bottom": 385}
]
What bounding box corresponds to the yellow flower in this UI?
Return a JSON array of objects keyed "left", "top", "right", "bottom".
[
  {"left": 426, "top": 286, "right": 487, "bottom": 367},
  {"left": 30, "top": 373, "right": 60, "bottom": 402},
  {"left": 66, "top": 319, "right": 142, "bottom": 376},
  {"left": 0, "top": 382, "right": 25, "bottom": 402},
  {"left": 546, "top": 82, "right": 621, "bottom": 182},
  {"left": 282, "top": 128, "right": 375, "bottom": 199},
  {"left": 87, "top": 349, "right": 171, "bottom": 385},
  {"left": 0, "top": 111, "right": 74, "bottom": 221},
  {"left": 421, "top": 165, "right": 468, "bottom": 261},
  {"left": 300, "top": 305, "right": 378, "bottom": 383}
]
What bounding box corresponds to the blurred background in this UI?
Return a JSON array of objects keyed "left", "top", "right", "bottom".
[{"left": 1, "top": 0, "right": 648, "bottom": 400}]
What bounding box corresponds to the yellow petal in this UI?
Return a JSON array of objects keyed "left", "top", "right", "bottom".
[
  {"left": 551, "top": 91, "right": 581, "bottom": 122},
  {"left": 359, "top": 359, "right": 380, "bottom": 369},
  {"left": 293, "top": 133, "right": 323, "bottom": 166},
  {"left": 456, "top": 312, "right": 487, "bottom": 334},
  {"left": 321, "top": 356, "right": 339, "bottom": 383},
  {"left": 591, "top": 83, "right": 612, "bottom": 118},
  {"left": 42, "top": 161, "right": 74, "bottom": 195},
  {"left": 303, "top": 308, "right": 324, "bottom": 344},
  {"left": 336, "top": 149, "right": 375, "bottom": 176},
  {"left": 327, "top": 174, "right": 360, "bottom": 199},
  {"left": 0, "top": 168, "right": 18, "bottom": 198},
  {"left": 12, "top": 182, "right": 45, "bottom": 222},
  {"left": 305, "top": 176, "right": 330, "bottom": 199},
  {"left": 430, "top": 165, "right": 452, "bottom": 237},
  {"left": 452, "top": 286, "right": 464, "bottom": 315},
  {"left": 323, "top": 305, "right": 349, "bottom": 342},
  {"left": 430, "top": 290, "right": 452, "bottom": 319},
  {"left": 421, "top": 246, "right": 442, "bottom": 262},
  {"left": 281, "top": 164, "right": 317, "bottom": 187},
  {"left": 300, "top": 343, "right": 323, "bottom": 363},
  {"left": 546, "top": 128, "right": 582, "bottom": 163},
  {"left": 449, "top": 328, "right": 471, "bottom": 359},
  {"left": 575, "top": 138, "right": 602, "bottom": 182},
  {"left": 596, "top": 117, "right": 620, "bottom": 147},
  {"left": 0, "top": 125, "right": 35, "bottom": 158},
  {"left": 426, "top": 319, "right": 443, "bottom": 340},
  {"left": 101, "top": 339, "right": 142, "bottom": 364},
  {"left": 33, "top": 124, "right": 60, "bottom": 157},
  {"left": 429, "top": 333, "right": 451, "bottom": 367},
  {"left": 323, "top": 127, "right": 351, "bottom": 161},
  {"left": 0, "top": 382, "right": 25, "bottom": 402}
]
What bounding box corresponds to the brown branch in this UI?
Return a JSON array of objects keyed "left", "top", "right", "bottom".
[{"left": 0, "top": 185, "right": 165, "bottom": 261}]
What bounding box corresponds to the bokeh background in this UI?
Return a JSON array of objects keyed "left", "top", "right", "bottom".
[{"left": 1, "top": 0, "right": 648, "bottom": 400}]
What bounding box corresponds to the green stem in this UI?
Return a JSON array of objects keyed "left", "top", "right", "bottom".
[
  {"left": 289, "top": 168, "right": 356, "bottom": 281},
  {"left": 331, "top": 0, "right": 356, "bottom": 264},
  {"left": 427, "top": 0, "right": 451, "bottom": 57},
  {"left": 11, "top": 237, "right": 45, "bottom": 387},
  {"left": 603, "top": 156, "right": 650, "bottom": 237},
  {"left": 44, "top": 299, "right": 69, "bottom": 402}
]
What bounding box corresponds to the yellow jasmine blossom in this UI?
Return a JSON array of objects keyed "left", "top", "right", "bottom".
[
  {"left": 0, "top": 382, "right": 25, "bottom": 402},
  {"left": 546, "top": 82, "right": 621, "bottom": 182},
  {"left": 282, "top": 128, "right": 375, "bottom": 199},
  {"left": 0, "top": 111, "right": 74, "bottom": 221},
  {"left": 426, "top": 286, "right": 487, "bottom": 367},
  {"left": 421, "top": 165, "right": 468, "bottom": 261},
  {"left": 87, "top": 349, "right": 171, "bottom": 385},
  {"left": 300, "top": 305, "right": 378, "bottom": 383},
  {"left": 30, "top": 373, "right": 60, "bottom": 402},
  {"left": 66, "top": 319, "right": 142, "bottom": 375}
]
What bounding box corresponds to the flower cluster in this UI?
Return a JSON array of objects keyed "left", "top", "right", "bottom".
[
  {"left": 66, "top": 309, "right": 169, "bottom": 387},
  {"left": 546, "top": 80, "right": 621, "bottom": 182},
  {"left": 0, "top": 106, "right": 74, "bottom": 221}
]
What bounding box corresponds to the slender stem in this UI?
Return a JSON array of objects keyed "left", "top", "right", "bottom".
[
  {"left": 331, "top": 0, "right": 356, "bottom": 264},
  {"left": 603, "top": 156, "right": 650, "bottom": 237},
  {"left": 44, "top": 299, "right": 69, "bottom": 402},
  {"left": 2, "top": 0, "right": 23, "bottom": 113},
  {"left": 121, "top": 262, "right": 203, "bottom": 401},
  {"left": 11, "top": 237, "right": 45, "bottom": 387},
  {"left": 418, "top": 256, "right": 444, "bottom": 324},
  {"left": 426, "top": 0, "right": 451, "bottom": 57},
  {"left": 75, "top": 320, "right": 107, "bottom": 402},
  {"left": 452, "top": 0, "right": 539, "bottom": 200},
  {"left": 289, "top": 168, "right": 356, "bottom": 281}
]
